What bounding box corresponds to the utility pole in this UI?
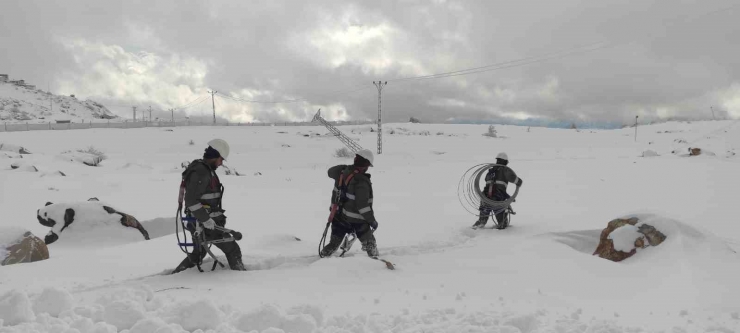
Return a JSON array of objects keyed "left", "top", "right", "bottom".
[
  {"left": 373, "top": 81, "right": 387, "bottom": 155},
  {"left": 132, "top": 106, "right": 137, "bottom": 122},
  {"left": 634, "top": 115, "right": 639, "bottom": 142},
  {"left": 711, "top": 106, "right": 716, "bottom": 120},
  {"left": 209, "top": 90, "right": 217, "bottom": 125},
  {"left": 171, "top": 109, "right": 174, "bottom": 123},
  {"left": 148, "top": 106, "right": 152, "bottom": 122},
  {"left": 48, "top": 83, "right": 52, "bottom": 114}
]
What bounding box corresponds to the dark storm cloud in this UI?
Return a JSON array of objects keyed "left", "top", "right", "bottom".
[{"left": 1, "top": 0, "right": 737, "bottom": 126}]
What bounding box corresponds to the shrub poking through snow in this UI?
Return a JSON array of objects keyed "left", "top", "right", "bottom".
[
  {"left": 79, "top": 146, "right": 106, "bottom": 160},
  {"left": 189, "top": 140, "right": 195, "bottom": 146},
  {"left": 482, "top": 125, "right": 497, "bottom": 138},
  {"left": 334, "top": 147, "right": 353, "bottom": 159},
  {"left": 59, "top": 151, "right": 104, "bottom": 166},
  {"left": 221, "top": 164, "right": 244, "bottom": 176},
  {"left": 73, "top": 146, "right": 107, "bottom": 166}
]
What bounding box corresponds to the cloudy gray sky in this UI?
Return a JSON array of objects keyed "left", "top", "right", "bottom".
[{"left": 1, "top": 0, "right": 738, "bottom": 126}]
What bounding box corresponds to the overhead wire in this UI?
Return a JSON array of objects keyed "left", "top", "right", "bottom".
[
  {"left": 387, "top": 3, "right": 738, "bottom": 84},
  {"left": 115, "top": 3, "right": 739, "bottom": 120},
  {"left": 215, "top": 83, "right": 373, "bottom": 105}
]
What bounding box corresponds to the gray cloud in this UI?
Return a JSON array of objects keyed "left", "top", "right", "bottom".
[{"left": 1, "top": 0, "right": 738, "bottom": 126}]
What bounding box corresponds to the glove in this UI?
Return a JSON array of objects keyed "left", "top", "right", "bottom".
[
  {"left": 201, "top": 218, "right": 216, "bottom": 230},
  {"left": 369, "top": 220, "right": 378, "bottom": 231}
]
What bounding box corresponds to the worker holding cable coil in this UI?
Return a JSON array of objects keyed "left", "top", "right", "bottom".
[{"left": 472, "top": 152, "right": 523, "bottom": 230}]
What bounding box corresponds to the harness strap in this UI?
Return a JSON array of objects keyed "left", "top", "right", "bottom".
[{"left": 328, "top": 169, "right": 359, "bottom": 223}]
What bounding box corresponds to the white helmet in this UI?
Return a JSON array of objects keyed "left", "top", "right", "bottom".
[
  {"left": 356, "top": 149, "right": 374, "bottom": 166},
  {"left": 208, "top": 139, "right": 230, "bottom": 160},
  {"left": 496, "top": 152, "right": 508, "bottom": 161}
]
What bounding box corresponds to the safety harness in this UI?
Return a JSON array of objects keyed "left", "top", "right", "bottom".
[
  {"left": 175, "top": 160, "right": 240, "bottom": 272},
  {"left": 319, "top": 168, "right": 359, "bottom": 257}
]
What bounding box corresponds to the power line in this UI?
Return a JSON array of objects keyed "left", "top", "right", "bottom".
[
  {"left": 389, "top": 42, "right": 610, "bottom": 83},
  {"left": 215, "top": 83, "right": 372, "bottom": 105},
  {"left": 175, "top": 95, "right": 209, "bottom": 110},
  {"left": 386, "top": 3, "right": 738, "bottom": 84}
]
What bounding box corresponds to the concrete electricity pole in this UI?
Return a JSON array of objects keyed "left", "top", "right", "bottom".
[
  {"left": 209, "top": 91, "right": 217, "bottom": 125},
  {"left": 373, "top": 81, "right": 387, "bottom": 155},
  {"left": 48, "top": 83, "right": 52, "bottom": 114},
  {"left": 634, "top": 115, "right": 639, "bottom": 142},
  {"left": 132, "top": 106, "right": 137, "bottom": 122},
  {"left": 149, "top": 106, "right": 152, "bottom": 122}
]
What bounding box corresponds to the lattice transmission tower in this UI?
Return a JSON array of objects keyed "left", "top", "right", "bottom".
[{"left": 312, "top": 109, "right": 364, "bottom": 153}]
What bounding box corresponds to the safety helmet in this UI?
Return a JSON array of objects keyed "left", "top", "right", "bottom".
[
  {"left": 208, "top": 139, "right": 230, "bottom": 160},
  {"left": 356, "top": 149, "right": 374, "bottom": 167},
  {"left": 496, "top": 152, "right": 508, "bottom": 161}
]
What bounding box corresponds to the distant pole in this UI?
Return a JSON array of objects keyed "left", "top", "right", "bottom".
[
  {"left": 171, "top": 109, "right": 174, "bottom": 123},
  {"left": 373, "top": 81, "right": 387, "bottom": 155},
  {"left": 209, "top": 90, "right": 217, "bottom": 125},
  {"left": 710, "top": 106, "right": 716, "bottom": 120},
  {"left": 634, "top": 115, "right": 639, "bottom": 142},
  {"left": 132, "top": 106, "right": 137, "bottom": 122},
  {"left": 149, "top": 106, "right": 152, "bottom": 122}
]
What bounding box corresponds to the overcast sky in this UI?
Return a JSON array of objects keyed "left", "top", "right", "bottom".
[{"left": 1, "top": 0, "right": 738, "bottom": 126}]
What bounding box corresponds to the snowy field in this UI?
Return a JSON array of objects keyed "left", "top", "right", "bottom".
[{"left": 1, "top": 120, "right": 739, "bottom": 332}]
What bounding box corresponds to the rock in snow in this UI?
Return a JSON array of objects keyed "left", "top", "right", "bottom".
[
  {"left": 0, "top": 227, "right": 49, "bottom": 266},
  {"left": 593, "top": 217, "right": 667, "bottom": 262}
]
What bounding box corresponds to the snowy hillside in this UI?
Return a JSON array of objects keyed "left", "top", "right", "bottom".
[
  {"left": 0, "top": 120, "right": 739, "bottom": 332},
  {"left": 0, "top": 82, "right": 118, "bottom": 123}
]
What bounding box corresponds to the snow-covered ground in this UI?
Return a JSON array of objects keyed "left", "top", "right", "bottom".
[
  {"left": 1, "top": 120, "right": 739, "bottom": 332},
  {"left": 0, "top": 82, "right": 117, "bottom": 123}
]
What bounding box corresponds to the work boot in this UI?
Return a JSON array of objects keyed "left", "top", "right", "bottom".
[
  {"left": 171, "top": 256, "right": 195, "bottom": 274},
  {"left": 361, "top": 237, "right": 379, "bottom": 257},
  {"left": 320, "top": 235, "right": 343, "bottom": 257},
  {"left": 228, "top": 257, "right": 246, "bottom": 271},
  {"left": 495, "top": 213, "right": 509, "bottom": 230},
  {"left": 472, "top": 215, "right": 488, "bottom": 229}
]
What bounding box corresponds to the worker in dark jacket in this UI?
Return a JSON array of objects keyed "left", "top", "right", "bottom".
[
  {"left": 473, "top": 152, "right": 523, "bottom": 229},
  {"left": 320, "top": 149, "right": 380, "bottom": 257},
  {"left": 172, "top": 139, "right": 246, "bottom": 273}
]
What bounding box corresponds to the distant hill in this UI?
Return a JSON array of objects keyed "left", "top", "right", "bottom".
[{"left": 0, "top": 82, "right": 118, "bottom": 123}]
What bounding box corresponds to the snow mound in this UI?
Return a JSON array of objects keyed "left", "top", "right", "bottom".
[
  {"left": 0, "top": 290, "right": 36, "bottom": 326},
  {"left": 32, "top": 288, "right": 75, "bottom": 317},
  {"left": 547, "top": 214, "right": 736, "bottom": 262},
  {"left": 37, "top": 201, "right": 150, "bottom": 247},
  {"left": 56, "top": 151, "right": 103, "bottom": 166},
  {"left": 642, "top": 149, "right": 659, "bottom": 157},
  {"left": 9, "top": 160, "right": 38, "bottom": 172},
  {"left": 0, "top": 143, "right": 31, "bottom": 154},
  {"left": 3, "top": 286, "right": 644, "bottom": 333},
  {"left": 161, "top": 299, "right": 223, "bottom": 331}
]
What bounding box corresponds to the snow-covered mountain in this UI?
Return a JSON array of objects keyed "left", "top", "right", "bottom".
[{"left": 0, "top": 82, "right": 118, "bottom": 123}]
